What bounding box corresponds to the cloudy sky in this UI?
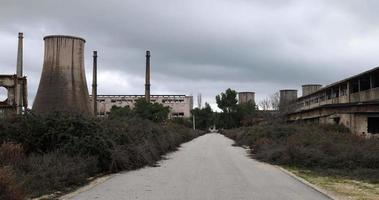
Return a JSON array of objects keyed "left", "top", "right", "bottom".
[{"left": 1, "top": 0, "right": 379, "bottom": 110}]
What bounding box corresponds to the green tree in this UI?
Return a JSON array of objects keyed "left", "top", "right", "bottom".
[
  {"left": 191, "top": 103, "right": 214, "bottom": 130},
  {"left": 215, "top": 88, "right": 238, "bottom": 113},
  {"left": 216, "top": 89, "right": 257, "bottom": 128},
  {"left": 134, "top": 98, "right": 170, "bottom": 122},
  {"left": 109, "top": 105, "right": 133, "bottom": 119}
]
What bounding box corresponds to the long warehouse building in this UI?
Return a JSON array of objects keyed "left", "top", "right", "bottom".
[{"left": 283, "top": 67, "right": 379, "bottom": 137}]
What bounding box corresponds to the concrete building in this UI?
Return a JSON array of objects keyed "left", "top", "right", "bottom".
[
  {"left": 285, "top": 67, "right": 379, "bottom": 136},
  {"left": 0, "top": 33, "right": 27, "bottom": 117},
  {"left": 33, "top": 35, "right": 92, "bottom": 114},
  {"left": 90, "top": 94, "right": 193, "bottom": 118},
  {"left": 238, "top": 92, "right": 255, "bottom": 105}
]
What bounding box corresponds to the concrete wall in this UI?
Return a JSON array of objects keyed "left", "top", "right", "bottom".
[{"left": 91, "top": 95, "right": 193, "bottom": 118}]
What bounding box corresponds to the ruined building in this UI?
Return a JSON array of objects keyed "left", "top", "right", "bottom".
[
  {"left": 90, "top": 51, "right": 193, "bottom": 118},
  {"left": 33, "top": 35, "right": 92, "bottom": 114},
  {"left": 0, "top": 33, "right": 27, "bottom": 117},
  {"left": 281, "top": 67, "right": 379, "bottom": 136},
  {"left": 91, "top": 94, "right": 193, "bottom": 118}
]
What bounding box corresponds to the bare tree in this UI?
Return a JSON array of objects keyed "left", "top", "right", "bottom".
[
  {"left": 258, "top": 98, "right": 271, "bottom": 110},
  {"left": 259, "top": 92, "right": 280, "bottom": 111},
  {"left": 270, "top": 92, "right": 280, "bottom": 110}
]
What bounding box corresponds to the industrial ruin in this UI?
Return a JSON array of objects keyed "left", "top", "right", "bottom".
[
  {"left": 0, "top": 33, "right": 27, "bottom": 117},
  {"left": 91, "top": 94, "right": 193, "bottom": 118},
  {"left": 33, "top": 35, "right": 92, "bottom": 114},
  {"left": 91, "top": 51, "right": 194, "bottom": 118},
  {"left": 238, "top": 92, "right": 255, "bottom": 105},
  {"left": 280, "top": 67, "right": 379, "bottom": 136}
]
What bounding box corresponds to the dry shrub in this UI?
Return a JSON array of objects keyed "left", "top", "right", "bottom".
[
  {"left": 0, "top": 143, "right": 24, "bottom": 167},
  {"left": 0, "top": 167, "right": 24, "bottom": 200}
]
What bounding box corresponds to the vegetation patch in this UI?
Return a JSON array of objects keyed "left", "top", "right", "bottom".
[
  {"left": 0, "top": 111, "right": 201, "bottom": 199},
  {"left": 222, "top": 123, "right": 379, "bottom": 199}
]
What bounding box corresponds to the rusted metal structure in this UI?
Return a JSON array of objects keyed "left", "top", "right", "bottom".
[
  {"left": 33, "top": 35, "right": 92, "bottom": 114},
  {"left": 0, "top": 32, "right": 27, "bottom": 117},
  {"left": 145, "top": 50, "right": 151, "bottom": 103},
  {"left": 284, "top": 67, "right": 379, "bottom": 136},
  {"left": 92, "top": 51, "right": 98, "bottom": 115}
]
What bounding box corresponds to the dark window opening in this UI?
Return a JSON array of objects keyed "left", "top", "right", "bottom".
[
  {"left": 373, "top": 71, "right": 379, "bottom": 88},
  {"left": 340, "top": 83, "right": 348, "bottom": 96},
  {"left": 368, "top": 117, "right": 379, "bottom": 134},
  {"left": 331, "top": 87, "right": 339, "bottom": 98},
  {"left": 333, "top": 117, "right": 340, "bottom": 124},
  {"left": 350, "top": 79, "right": 359, "bottom": 93},
  {"left": 360, "top": 75, "right": 371, "bottom": 91},
  {"left": 326, "top": 90, "right": 332, "bottom": 99}
]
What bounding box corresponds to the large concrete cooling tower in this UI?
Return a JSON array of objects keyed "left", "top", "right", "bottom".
[{"left": 33, "top": 35, "right": 92, "bottom": 114}]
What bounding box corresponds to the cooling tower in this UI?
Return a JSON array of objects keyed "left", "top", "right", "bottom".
[
  {"left": 302, "top": 84, "right": 322, "bottom": 96},
  {"left": 238, "top": 92, "right": 255, "bottom": 105},
  {"left": 279, "top": 89, "right": 298, "bottom": 112},
  {"left": 33, "top": 35, "right": 92, "bottom": 114}
]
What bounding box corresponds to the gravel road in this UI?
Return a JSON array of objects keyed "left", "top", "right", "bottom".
[{"left": 68, "top": 133, "right": 330, "bottom": 200}]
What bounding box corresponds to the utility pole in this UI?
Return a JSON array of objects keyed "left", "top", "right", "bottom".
[{"left": 193, "top": 114, "right": 196, "bottom": 130}]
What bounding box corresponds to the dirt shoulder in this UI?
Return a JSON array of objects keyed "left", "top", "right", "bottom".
[{"left": 284, "top": 167, "right": 379, "bottom": 200}]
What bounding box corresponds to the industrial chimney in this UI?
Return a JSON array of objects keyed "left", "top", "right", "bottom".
[
  {"left": 16, "top": 32, "right": 24, "bottom": 114},
  {"left": 33, "top": 35, "right": 92, "bottom": 114},
  {"left": 145, "top": 50, "right": 151, "bottom": 103},
  {"left": 92, "top": 51, "right": 98, "bottom": 116}
]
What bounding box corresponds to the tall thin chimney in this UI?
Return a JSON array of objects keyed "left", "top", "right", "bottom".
[
  {"left": 16, "top": 32, "right": 23, "bottom": 115},
  {"left": 145, "top": 50, "right": 151, "bottom": 103},
  {"left": 92, "top": 51, "right": 98, "bottom": 116}
]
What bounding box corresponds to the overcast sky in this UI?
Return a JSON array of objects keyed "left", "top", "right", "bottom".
[{"left": 1, "top": 0, "right": 379, "bottom": 110}]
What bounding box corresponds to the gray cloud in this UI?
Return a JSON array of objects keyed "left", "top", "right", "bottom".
[{"left": 1, "top": 0, "right": 379, "bottom": 109}]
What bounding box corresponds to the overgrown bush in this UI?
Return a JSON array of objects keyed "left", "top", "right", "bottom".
[
  {"left": 222, "top": 123, "right": 379, "bottom": 170},
  {"left": 0, "top": 168, "right": 24, "bottom": 200},
  {"left": 0, "top": 112, "right": 200, "bottom": 199}
]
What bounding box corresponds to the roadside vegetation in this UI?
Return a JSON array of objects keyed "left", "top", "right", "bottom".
[
  {"left": 222, "top": 123, "right": 379, "bottom": 199},
  {"left": 0, "top": 98, "right": 202, "bottom": 199}
]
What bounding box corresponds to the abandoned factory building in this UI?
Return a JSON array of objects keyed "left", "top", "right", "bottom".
[
  {"left": 90, "top": 95, "right": 193, "bottom": 118},
  {"left": 283, "top": 67, "right": 379, "bottom": 136}
]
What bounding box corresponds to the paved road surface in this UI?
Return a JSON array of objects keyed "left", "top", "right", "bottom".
[{"left": 69, "top": 133, "right": 330, "bottom": 200}]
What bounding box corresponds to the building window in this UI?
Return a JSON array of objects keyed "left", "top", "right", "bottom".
[
  {"left": 368, "top": 117, "right": 379, "bottom": 134},
  {"left": 373, "top": 71, "right": 379, "bottom": 88},
  {"left": 340, "top": 83, "right": 348, "bottom": 96},
  {"left": 360, "top": 75, "right": 371, "bottom": 91},
  {"left": 350, "top": 79, "right": 359, "bottom": 93}
]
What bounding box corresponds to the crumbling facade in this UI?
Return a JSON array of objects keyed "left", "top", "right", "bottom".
[
  {"left": 90, "top": 95, "right": 193, "bottom": 118},
  {"left": 0, "top": 33, "right": 27, "bottom": 117},
  {"left": 283, "top": 67, "right": 379, "bottom": 137},
  {"left": 0, "top": 75, "right": 27, "bottom": 117}
]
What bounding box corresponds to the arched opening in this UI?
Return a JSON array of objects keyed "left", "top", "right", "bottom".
[{"left": 0, "top": 87, "right": 8, "bottom": 102}]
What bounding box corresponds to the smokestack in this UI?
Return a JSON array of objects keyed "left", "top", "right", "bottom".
[
  {"left": 33, "top": 35, "right": 92, "bottom": 114},
  {"left": 145, "top": 50, "right": 151, "bottom": 103},
  {"left": 92, "top": 51, "right": 98, "bottom": 116},
  {"left": 16, "top": 32, "right": 23, "bottom": 114}
]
